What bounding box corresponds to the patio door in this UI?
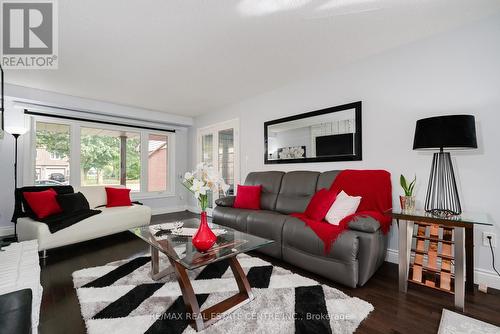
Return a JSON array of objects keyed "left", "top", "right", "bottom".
[{"left": 197, "top": 119, "right": 239, "bottom": 215}]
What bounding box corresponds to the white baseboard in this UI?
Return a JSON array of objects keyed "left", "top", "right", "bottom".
[
  {"left": 0, "top": 226, "right": 15, "bottom": 237},
  {"left": 151, "top": 206, "right": 188, "bottom": 216},
  {"left": 385, "top": 248, "right": 500, "bottom": 290},
  {"left": 475, "top": 268, "right": 500, "bottom": 291}
]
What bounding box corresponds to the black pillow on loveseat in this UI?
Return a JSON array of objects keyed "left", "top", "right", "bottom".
[{"left": 56, "top": 192, "right": 90, "bottom": 213}]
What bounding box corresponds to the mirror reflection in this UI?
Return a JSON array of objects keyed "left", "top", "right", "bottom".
[{"left": 264, "top": 102, "right": 362, "bottom": 164}]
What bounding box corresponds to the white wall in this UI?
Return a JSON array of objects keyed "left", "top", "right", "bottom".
[
  {"left": 0, "top": 87, "right": 192, "bottom": 235},
  {"left": 191, "top": 14, "right": 500, "bottom": 287}
]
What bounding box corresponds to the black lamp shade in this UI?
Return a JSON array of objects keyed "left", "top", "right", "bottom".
[{"left": 413, "top": 115, "right": 477, "bottom": 150}]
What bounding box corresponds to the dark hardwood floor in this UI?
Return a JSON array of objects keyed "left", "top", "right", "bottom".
[{"left": 39, "top": 211, "right": 500, "bottom": 334}]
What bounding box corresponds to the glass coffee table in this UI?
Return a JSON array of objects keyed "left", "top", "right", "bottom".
[{"left": 130, "top": 218, "right": 274, "bottom": 332}]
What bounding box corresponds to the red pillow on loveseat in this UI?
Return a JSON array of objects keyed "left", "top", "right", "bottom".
[
  {"left": 304, "top": 188, "right": 337, "bottom": 221},
  {"left": 105, "top": 187, "right": 132, "bottom": 207},
  {"left": 23, "top": 188, "right": 63, "bottom": 219},
  {"left": 233, "top": 185, "right": 262, "bottom": 210}
]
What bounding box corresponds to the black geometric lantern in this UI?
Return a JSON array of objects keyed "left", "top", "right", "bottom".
[{"left": 413, "top": 115, "right": 477, "bottom": 216}]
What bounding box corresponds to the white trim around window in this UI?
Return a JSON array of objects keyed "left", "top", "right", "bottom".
[{"left": 23, "top": 115, "right": 176, "bottom": 199}]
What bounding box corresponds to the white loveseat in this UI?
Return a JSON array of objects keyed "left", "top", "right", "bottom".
[{"left": 17, "top": 186, "right": 152, "bottom": 252}]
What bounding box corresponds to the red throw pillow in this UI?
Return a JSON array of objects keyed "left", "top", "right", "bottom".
[
  {"left": 105, "top": 187, "right": 132, "bottom": 207},
  {"left": 23, "top": 188, "right": 63, "bottom": 219},
  {"left": 304, "top": 188, "right": 337, "bottom": 221},
  {"left": 233, "top": 185, "right": 262, "bottom": 210}
]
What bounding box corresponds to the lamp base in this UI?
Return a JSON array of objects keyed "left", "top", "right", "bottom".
[
  {"left": 427, "top": 209, "right": 459, "bottom": 218},
  {"left": 425, "top": 151, "right": 462, "bottom": 216}
]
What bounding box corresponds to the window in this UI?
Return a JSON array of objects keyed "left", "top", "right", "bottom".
[
  {"left": 49, "top": 152, "right": 64, "bottom": 160},
  {"left": 28, "top": 118, "right": 174, "bottom": 196},
  {"left": 148, "top": 134, "right": 168, "bottom": 192},
  {"left": 80, "top": 127, "right": 141, "bottom": 191},
  {"left": 35, "top": 121, "right": 70, "bottom": 185}
]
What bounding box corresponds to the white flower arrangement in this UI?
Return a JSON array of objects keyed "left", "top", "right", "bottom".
[
  {"left": 278, "top": 146, "right": 305, "bottom": 159},
  {"left": 182, "top": 163, "right": 230, "bottom": 211}
]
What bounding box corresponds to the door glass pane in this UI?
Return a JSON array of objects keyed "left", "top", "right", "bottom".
[
  {"left": 148, "top": 134, "right": 168, "bottom": 192},
  {"left": 80, "top": 127, "right": 140, "bottom": 190},
  {"left": 201, "top": 134, "right": 214, "bottom": 208},
  {"left": 35, "top": 121, "right": 70, "bottom": 186},
  {"left": 218, "top": 129, "right": 234, "bottom": 196},
  {"left": 201, "top": 134, "right": 213, "bottom": 165}
]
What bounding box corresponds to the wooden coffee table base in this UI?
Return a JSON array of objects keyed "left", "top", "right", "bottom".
[{"left": 150, "top": 247, "right": 254, "bottom": 332}]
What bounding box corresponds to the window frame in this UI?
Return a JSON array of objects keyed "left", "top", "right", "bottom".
[{"left": 24, "top": 115, "right": 176, "bottom": 199}]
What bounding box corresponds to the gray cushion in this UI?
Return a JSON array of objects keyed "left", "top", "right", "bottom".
[
  {"left": 246, "top": 211, "right": 286, "bottom": 259},
  {"left": 348, "top": 216, "right": 381, "bottom": 233},
  {"left": 275, "top": 171, "right": 319, "bottom": 214},
  {"left": 317, "top": 170, "right": 341, "bottom": 191},
  {"left": 212, "top": 206, "right": 253, "bottom": 232},
  {"left": 212, "top": 206, "right": 279, "bottom": 233},
  {"left": 244, "top": 171, "right": 284, "bottom": 211},
  {"left": 215, "top": 196, "right": 235, "bottom": 207},
  {"left": 281, "top": 216, "right": 359, "bottom": 262}
]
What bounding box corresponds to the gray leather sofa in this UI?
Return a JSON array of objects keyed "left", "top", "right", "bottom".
[{"left": 213, "top": 170, "right": 389, "bottom": 288}]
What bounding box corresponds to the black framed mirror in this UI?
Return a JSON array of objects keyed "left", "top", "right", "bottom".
[{"left": 264, "top": 101, "right": 362, "bottom": 164}]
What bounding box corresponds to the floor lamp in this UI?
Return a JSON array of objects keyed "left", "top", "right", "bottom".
[
  {"left": 6, "top": 128, "right": 27, "bottom": 239},
  {"left": 413, "top": 115, "right": 477, "bottom": 216},
  {"left": 11, "top": 132, "right": 22, "bottom": 188},
  {"left": 3, "top": 67, "right": 28, "bottom": 241}
]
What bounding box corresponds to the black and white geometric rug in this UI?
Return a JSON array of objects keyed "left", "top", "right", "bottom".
[{"left": 73, "top": 252, "right": 373, "bottom": 334}]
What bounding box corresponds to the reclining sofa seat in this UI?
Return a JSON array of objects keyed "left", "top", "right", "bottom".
[{"left": 212, "top": 170, "right": 389, "bottom": 288}]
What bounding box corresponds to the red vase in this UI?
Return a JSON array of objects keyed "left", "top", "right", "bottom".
[{"left": 192, "top": 211, "right": 217, "bottom": 252}]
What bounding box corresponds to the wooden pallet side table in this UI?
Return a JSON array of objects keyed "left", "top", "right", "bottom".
[
  {"left": 409, "top": 222, "right": 455, "bottom": 292},
  {"left": 392, "top": 210, "right": 492, "bottom": 311}
]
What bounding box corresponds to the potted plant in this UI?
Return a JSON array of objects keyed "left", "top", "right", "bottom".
[
  {"left": 400, "top": 174, "right": 416, "bottom": 212},
  {"left": 182, "top": 163, "right": 229, "bottom": 252}
]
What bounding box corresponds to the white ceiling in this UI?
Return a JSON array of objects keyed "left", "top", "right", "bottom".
[{"left": 5, "top": 0, "right": 500, "bottom": 117}]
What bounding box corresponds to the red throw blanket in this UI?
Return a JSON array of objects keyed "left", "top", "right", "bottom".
[{"left": 292, "top": 170, "right": 393, "bottom": 253}]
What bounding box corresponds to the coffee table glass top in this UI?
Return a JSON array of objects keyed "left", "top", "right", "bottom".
[
  {"left": 391, "top": 209, "right": 493, "bottom": 226},
  {"left": 130, "top": 218, "right": 274, "bottom": 270}
]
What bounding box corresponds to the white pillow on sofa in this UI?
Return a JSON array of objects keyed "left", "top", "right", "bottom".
[{"left": 325, "top": 190, "right": 362, "bottom": 225}]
